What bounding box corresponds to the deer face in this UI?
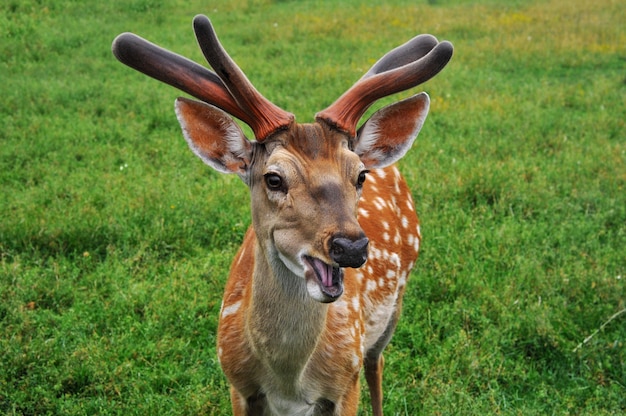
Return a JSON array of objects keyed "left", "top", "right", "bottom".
[
  {"left": 250, "top": 123, "right": 368, "bottom": 302},
  {"left": 175, "top": 92, "right": 431, "bottom": 302}
]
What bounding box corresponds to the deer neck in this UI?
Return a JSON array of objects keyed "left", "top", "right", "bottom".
[{"left": 246, "top": 242, "right": 328, "bottom": 381}]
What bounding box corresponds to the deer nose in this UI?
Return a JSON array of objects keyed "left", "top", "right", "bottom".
[{"left": 329, "top": 235, "right": 369, "bottom": 268}]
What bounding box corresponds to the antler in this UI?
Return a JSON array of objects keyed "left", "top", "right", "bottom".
[
  {"left": 112, "top": 33, "right": 250, "bottom": 122},
  {"left": 192, "top": 15, "right": 294, "bottom": 141},
  {"left": 316, "top": 36, "right": 454, "bottom": 137},
  {"left": 112, "top": 15, "right": 294, "bottom": 141}
]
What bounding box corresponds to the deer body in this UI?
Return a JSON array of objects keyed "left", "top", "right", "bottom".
[
  {"left": 218, "top": 164, "right": 419, "bottom": 414},
  {"left": 113, "top": 15, "right": 451, "bottom": 415}
]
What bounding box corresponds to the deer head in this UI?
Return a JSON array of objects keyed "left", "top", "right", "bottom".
[{"left": 112, "top": 15, "right": 452, "bottom": 303}]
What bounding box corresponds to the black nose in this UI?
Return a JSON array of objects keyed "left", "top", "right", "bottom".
[{"left": 329, "top": 236, "right": 369, "bottom": 268}]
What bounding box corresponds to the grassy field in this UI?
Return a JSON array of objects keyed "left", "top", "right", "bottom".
[{"left": 1, "top": 0, "right": 624, "bottom": 414}]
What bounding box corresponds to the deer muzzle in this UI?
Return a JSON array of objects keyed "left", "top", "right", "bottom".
[{"left": 329, "top": 236, "right": 369, "bottom": 268}]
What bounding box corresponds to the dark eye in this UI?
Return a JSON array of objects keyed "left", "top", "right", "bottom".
[
  {"left": 357, "top": 170, "right": 369, "bottom": 188},
  {"left": 264, "top": 173, "right": 284, "bottom": 191}
]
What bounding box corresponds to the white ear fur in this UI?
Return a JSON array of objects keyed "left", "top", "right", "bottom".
[
  {"left": 175, "top": 97, "right": 252, "bottom": 176},
  {"left": 354, "top": 92, "right": 430, "bottom": 168}
]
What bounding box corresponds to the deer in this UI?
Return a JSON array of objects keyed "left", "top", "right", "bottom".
[{"left": 112, "top": 14, "right": 452, "bottom": 416}]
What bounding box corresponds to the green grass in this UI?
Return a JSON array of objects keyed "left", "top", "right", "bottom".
[{"left": 1, "top": 0, "right": 624, "bottom": 414}]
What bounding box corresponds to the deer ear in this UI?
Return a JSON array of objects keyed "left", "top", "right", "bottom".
[
  {"left": 353, "top": 92, "right": 430, "bottom": 168},
  {"left": 175, "top": 97, "right": 253, "bottom": 176}
]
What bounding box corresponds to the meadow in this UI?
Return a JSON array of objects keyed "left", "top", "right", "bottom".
[{"left": 1, "top": 0, "right": 624, "bottom": 414}]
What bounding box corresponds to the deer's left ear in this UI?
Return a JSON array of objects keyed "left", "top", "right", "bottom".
[{"left": 353, "top": 92, "right": 430, "bottom": 168}]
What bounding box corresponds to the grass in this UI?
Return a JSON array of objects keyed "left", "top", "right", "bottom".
[{"left": 1, "top": 0, "right": 624, "bottom": 414}]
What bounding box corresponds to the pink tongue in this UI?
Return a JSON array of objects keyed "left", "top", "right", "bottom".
[{"left": 312, "top": 258, "right": 333, "bottom": 287}]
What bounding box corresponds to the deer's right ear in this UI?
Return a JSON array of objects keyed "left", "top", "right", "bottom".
[{"left": 175, "top": 97, "right": 252, "bottom": 176}]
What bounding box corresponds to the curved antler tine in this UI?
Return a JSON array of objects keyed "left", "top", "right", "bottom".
[
  {"left": 316, "top": 38, "right": 454, "bottom": 137},
  {"left": 192, "top": 15, "right": 295, "bottom": 141},
  {"left": 361, "top": 34, "right": 439, "bottom": 79},
  {"left": 112, "top": 33, "right": 251, "bottom": 124}
]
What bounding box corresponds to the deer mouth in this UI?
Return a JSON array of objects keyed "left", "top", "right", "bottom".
[{"left": 304, "top": 256, "right": 344, "bottom": 302}]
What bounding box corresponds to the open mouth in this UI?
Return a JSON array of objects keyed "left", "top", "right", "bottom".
[{"left": 304, "top": 256, "right": 344, "bottom": 302}]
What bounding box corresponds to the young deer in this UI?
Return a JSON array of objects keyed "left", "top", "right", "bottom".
[{"left": 113, "top": 15, "right": 452, "bottom": 415}]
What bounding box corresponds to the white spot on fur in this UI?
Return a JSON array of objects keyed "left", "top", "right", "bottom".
[
  {"left": 375, "top": 196, "right": 386, "bottom": 208},
  {"left": 334, "top": 298, "right": 348, "bottom": 311},
  {"left": 221, "top": 300, "right": 241, "bottom": 318},
  {"left": 390, "top": 253, "right": 401, "bottom": 268},
  {"left": 351, "top": 296, "right": 360, "bottom": 312},
  {"left": 352, "top": 353, "right": 360, "bottom": 368},
  {"left": 369, "top": 244, "right": 380, "bottom": 260}
]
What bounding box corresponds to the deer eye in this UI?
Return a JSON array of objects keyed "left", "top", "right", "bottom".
[
  {"left": 356, "top": 170, "right": 369, "bottom": 189},
  {"left": 264, "top": 173, "right": 285, "bottom": 192}
]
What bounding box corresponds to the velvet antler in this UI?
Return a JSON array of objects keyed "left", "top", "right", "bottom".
[
  {"left": 191, "top": 15, "right": 294, "bottom": 141},
  {"left": 316, "top": 36, "right": 453, "bottom": 137},
  {"left": 112, "top": 15, "right": 294, "bottom": 141}
]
